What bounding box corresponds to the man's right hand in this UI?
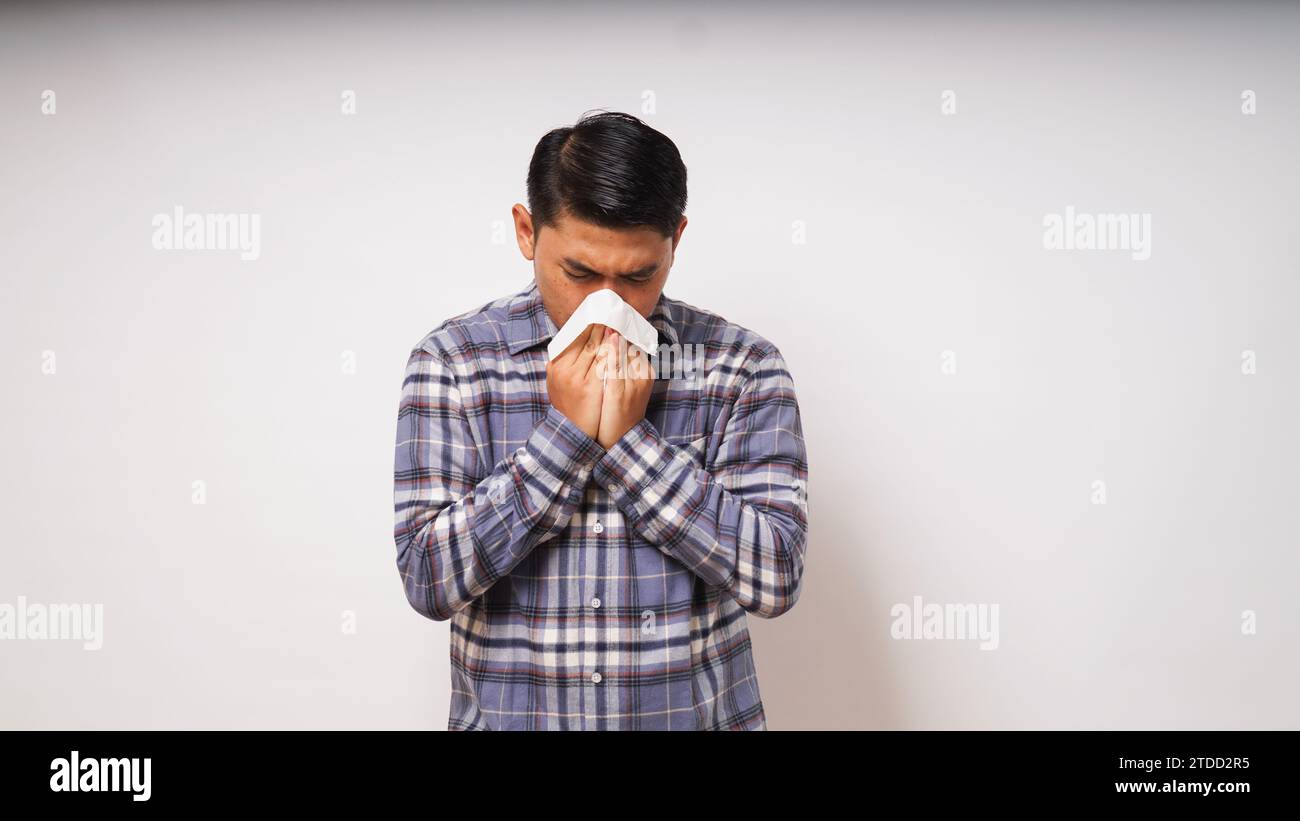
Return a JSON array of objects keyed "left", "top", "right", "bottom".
[{"left": 545, "top": 323, "right": 607, "bottom": 442}]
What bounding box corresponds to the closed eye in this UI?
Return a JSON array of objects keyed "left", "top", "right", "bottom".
[{"left": 561, "top": 261, "right": 658, "bottom": 283}]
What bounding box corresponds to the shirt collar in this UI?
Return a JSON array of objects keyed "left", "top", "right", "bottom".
[{"left": 505, "top": 280, "right": 680, "bottom": 356}]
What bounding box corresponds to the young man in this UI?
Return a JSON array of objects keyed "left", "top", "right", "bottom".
[{"left": 392, "top": 111, "right": 809, "bottom": 730}]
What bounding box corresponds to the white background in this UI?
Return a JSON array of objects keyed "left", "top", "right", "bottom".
[{"left": 2, "top": 1, "right": 1297, "bottom": 729}]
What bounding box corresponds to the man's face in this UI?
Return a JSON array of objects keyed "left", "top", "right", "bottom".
[{"left": 513, "top": 205, "right": 686, "bottom": 331}]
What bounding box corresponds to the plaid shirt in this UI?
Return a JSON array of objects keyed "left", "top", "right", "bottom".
[{"left": 392, "top": 280, "right": 809, "bottom": 730}]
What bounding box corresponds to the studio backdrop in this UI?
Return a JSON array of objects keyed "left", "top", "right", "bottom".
[{"left": 1, "top": 1, "right": 1297, "bottom": 729}]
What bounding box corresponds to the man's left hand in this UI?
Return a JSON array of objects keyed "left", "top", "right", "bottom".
[{"left": 595, "top": 326, "right": 655, "bottom": 449}]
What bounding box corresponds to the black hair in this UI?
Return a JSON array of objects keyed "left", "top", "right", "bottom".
[{"left": 526, "top": 110, "right": 688, "bottom": 240}]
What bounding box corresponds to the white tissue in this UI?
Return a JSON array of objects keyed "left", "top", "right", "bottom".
[{"left": 546, "top": 288, "right": 661, "bottom": 361}]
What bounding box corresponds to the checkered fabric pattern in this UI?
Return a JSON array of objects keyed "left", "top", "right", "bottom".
[{"left": 393, "top": 280, "right": 809, "bottom": 730}]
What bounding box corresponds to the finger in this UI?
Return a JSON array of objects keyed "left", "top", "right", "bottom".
[
  {"left": 592, "top": 341, "right": 610, "bottom": 381},
  {"left": 585, "top": 325, "right": 616, "bottom": 379},
  {"left": 573, "top": 323, "right": 605, "bottom": 373},
  {"left": 604, "top": 345, "right": 624, "bottom": 394},
  {"left": 616, "top": 334, "right": 640, "bottom": 377},
  {"left": 633, "top": 348, "right": 651, "bottom": 381},
  {"left": 589, "top": 329, "right": 608, "bottom": 380},
  {"left": 555, "top": 322, "right": 591, "bottom": 363},
  {"left": 627, "top": 345, "right": 649, "bottom": 380},
  {"left": 608, "top": 331, "right": 626, "bottom": 381}
]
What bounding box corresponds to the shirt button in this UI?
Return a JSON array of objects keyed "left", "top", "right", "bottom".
[
  {"left": 592, "top": 521, "right": 604, "bottom": 534},
  {"left": 591, "top": 597, "right": 601, "bottom": 609},
  {"left": 606, "top": 483, "right": 618, "bottom": 493},
  {"left": 591, "top": 672, "right": 602, "bottom": 684}
]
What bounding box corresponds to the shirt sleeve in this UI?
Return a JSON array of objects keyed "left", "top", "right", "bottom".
[
  {"left": 591, "top": 346, "right": 810, "bottom": 618},
  {"left": 393, "top": 345, "right": 605, "bottom": 621}
]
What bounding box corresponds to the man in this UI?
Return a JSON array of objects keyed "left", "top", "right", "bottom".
[{"left": 392, "top": 111, "right": 809, "bottom": 730}]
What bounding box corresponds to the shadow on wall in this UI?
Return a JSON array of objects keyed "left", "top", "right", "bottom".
[{"left": 748, "top": 455, "right": 903, "bottom": 730}]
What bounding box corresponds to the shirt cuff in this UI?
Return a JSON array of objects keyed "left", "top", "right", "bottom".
[
  {"left": 525, "top": 405, "right": 606, "bottom": 502},
  {"left": 593, "top": 418, "right": 741, "bottom": 590},
  {"left": 591, "top": 417, "right": 688, "bottom": 521}
]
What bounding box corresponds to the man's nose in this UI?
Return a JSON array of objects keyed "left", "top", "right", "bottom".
[{"left": 580, "top": 277, "right": 633, "bottom": 303}]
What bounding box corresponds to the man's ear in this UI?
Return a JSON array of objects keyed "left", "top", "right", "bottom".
[{"left": 513, "top": 203, "right": 537, "bottom": 260}]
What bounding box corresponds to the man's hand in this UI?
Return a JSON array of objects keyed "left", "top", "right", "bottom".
[
  {"left": 595, "top": 327, "right": 655, "bottom": 449},
  {"left": 545, "top": 323, "right": 606, "bottom": 441}
]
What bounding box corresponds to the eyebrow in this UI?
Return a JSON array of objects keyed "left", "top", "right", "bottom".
[{"left": 561, "top": 257, "right": 659, "bottom": 279}]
